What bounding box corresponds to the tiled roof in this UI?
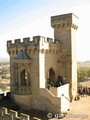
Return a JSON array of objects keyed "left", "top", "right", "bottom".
[{"left": 15, "top": 51, "right": 30, "bottom": 59}]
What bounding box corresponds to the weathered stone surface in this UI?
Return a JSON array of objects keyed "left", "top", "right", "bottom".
[{"left": 7, "top": 13, "right": 78, "bottom": 114}]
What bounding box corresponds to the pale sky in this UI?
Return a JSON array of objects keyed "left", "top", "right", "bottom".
[{"left": 0, "top": 0, "right": 90, "bottom": 61}]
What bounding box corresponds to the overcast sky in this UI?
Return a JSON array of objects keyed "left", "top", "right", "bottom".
[{"left": 0, "top": 0, "right": 90, "bottom": 61}]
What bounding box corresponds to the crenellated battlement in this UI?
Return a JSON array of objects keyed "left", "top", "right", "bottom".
[
  {"left": 0, "top": 107, "right": 30, "bottom": 120},
  {"left": 7, "top": 36, "right": 60, "bottom": 56},
  {"left": 7, "top": 36, "right": 60, "bottom": 48}
]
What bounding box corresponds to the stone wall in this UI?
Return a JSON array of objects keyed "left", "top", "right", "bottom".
[
  {"left": 40, "top": 88, "right": 61, "bottom": 113},
  {"left": 6, "top": 13, "right": 78, "bottom": 114},
  {"left": 0, "top": 107, "right": 30, "bottom": 120},
  {"left": 7, "top": 36, "right": 60, "bottom": 94},
  {"left": 51, "top": 13, "right": 78, "bottom": 97}
]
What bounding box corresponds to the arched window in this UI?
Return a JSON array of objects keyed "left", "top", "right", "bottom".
[
  {"left": 16, "top": 50, "right": 18, "bottom": 54},
  {"left": 12, "top": 50, "right": 14, "bottom": 55},
  {"left": 20, "top": 69, "right": 28, "bottom": 86}
]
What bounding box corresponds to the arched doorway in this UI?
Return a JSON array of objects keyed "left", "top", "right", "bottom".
[
  {"left": 49, "top": 68, "right": 55, "bottom": 83},
  {"left": 47, "top": 68, "right": 55, "bottom": 88}
]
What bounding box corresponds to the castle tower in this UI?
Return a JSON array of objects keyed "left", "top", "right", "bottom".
[
  {"left": 51, "top": 13, "right": 78, "bottom": 97},
  {"left": 7, "top": 13, "right": 78, "bottom": 113}
]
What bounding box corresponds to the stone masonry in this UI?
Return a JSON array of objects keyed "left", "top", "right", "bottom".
[
  {"left": 7, "top": 13, "right": 78, "bottom": 113},
  {"left": 0, "top": 107, "right": 30, "bottom": 120}
]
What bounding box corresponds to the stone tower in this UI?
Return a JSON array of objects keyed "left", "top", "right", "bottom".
[
  {"left": 7, "top": 13, "right": 78, "bottom": 113},
  {"left": 51, "top": 13, "right": 78, "bottom": 97}
]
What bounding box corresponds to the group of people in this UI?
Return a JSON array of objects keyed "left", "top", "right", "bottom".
[
  {"left": 47, "top": 76, "right": 66, "bottom": 90},
  {"left": 47, "top": 80, "right": 61, "bottom": 89},
  {"left": 78, "top": 86, "right": 90, "bottom": 97}
]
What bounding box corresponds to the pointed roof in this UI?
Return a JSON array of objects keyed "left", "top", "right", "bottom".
[{"left": 15, "top": 50, "right": 30, "bottom": 59}]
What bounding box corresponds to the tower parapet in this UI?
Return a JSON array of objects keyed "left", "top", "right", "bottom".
[
  {"left": 51, "top": 13, "right": 78, "bottom": 30},
  {"left": 51, "top": 13, "right": 78, "bottom": 98},
  {"left": 7, "top": 36, "right": 60, "bottom": 56},
  {"left": 7, "top": 36, "right": 60, "bottom": 48},
  {"left": 0, "top": 107, "right": 30, "bottom": 120}
]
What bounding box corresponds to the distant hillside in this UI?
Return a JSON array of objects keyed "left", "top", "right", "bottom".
[
  {"left": 84, "top": 60, "right": 90, "bottom": 63},
  {"left": 0, "top": 57, "right": 9, "bottom": 63},
  {"left": 77, "top": 61, "right": 90, "bottom": 68}
]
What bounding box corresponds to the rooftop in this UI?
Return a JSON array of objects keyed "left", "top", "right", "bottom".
[{"left": 15, "top": 51, "right": 30, "bottom": 60}]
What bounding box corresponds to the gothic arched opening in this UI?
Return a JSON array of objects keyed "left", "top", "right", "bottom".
[
  {"left": 49, "top": 68, "right": 55, "bottom": 83},
  {"left": 47, "top": 68, "right": 55, "bottom": 89},
  {"left": 20, "top": 69, "right": 28, "bottom": 86}
]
